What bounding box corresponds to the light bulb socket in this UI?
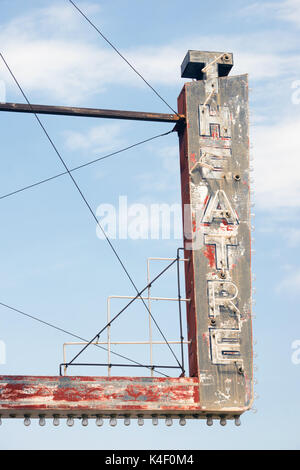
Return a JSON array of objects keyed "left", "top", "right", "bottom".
[
  {"left": 53, "top": 414, "right": 60, "bottom": 426},
  {"left": 109, "top": 415, "right": 117, "bottom": 427},
  {"left": 124, "top": 415, "right": 131, "bottom": 426},
  {"left": 67, "top": 415, "right": 74, "bottom": 427},
  {"left": 220, "top": 416, "right": 227, "bottom": 426},
  {"left": 81, "top": 415, "right": 88, "bottom": 427},
  {"left": 165, "top": 416, "right": 173, "bottom": 427},
  {"left": 96, "top": 415, "right": 104, "bottom": 427},
  {"left": 206, "top": 415, "right": 213, "bottom": 426},
  {"left": 137, "top": 415, "right": 144, "bottom": 426},
  {"left": 24, "top": 415, "right": 31, "bottom": 427},
  {"left": 152, "top": 414, "right": 158, "bottom": 426},
  {"left": 234, "top": 415, "right": 241, "bottom": 426},
  {"left": 38, "top": 414, "right": 46, "bottom": 427},
  {"left": 179, "top": 415, "right": 186, "bottom": 426}
]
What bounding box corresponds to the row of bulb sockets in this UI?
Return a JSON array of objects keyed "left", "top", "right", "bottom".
[
  {"left": 0, "top": 415, "right": 241, "bottom": 427},
  {"left": 250, "top": 149, "right": 258, "bottom": 414}
]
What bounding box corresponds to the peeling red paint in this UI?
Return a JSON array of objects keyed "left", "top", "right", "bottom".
[
  {"left": 192, "top": 215, "right": 197, "bottom": 233},
  {"left": 0, "top": 376, "right": 201, "bottom": 414},
  {"left": 203, "top": 245, "right": 215, "bottom": 268},
  {"left": 190, "top": 153, "right": 196, "bottom": 164},
  {"left": 202, "top": 333, "right": 209, "bottom": 348}
]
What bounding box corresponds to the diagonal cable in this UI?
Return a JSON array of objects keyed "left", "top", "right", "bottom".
[
  {"left": 67, "top": 258, "right": 178, "bottom": 367},
  {"left": 0, "top": 129, "right": 173, "bottom": 202},
  {"left": 0, "top": 300, "right": 170, "bottom": 378},
  {"left": 0, "top": 52, "right": 182, "bottom": 369},
  {"left": 68, "top": 0, "right": 179, "bottom": 116}
]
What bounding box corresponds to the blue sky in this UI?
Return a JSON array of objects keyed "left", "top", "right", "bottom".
[{"left": 0, "top": 0, "right": 299, "bottom": 450}]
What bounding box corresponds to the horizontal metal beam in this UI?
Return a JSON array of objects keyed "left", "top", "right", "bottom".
[
  {"left": 0, "top": 375, "right": 246, "bottom": 419},
  {"left": 0, "top": 102, "right": 184, "bottom": 123},
  {"left": 0, "top": 375, "right": 201, "bottom": 418}
]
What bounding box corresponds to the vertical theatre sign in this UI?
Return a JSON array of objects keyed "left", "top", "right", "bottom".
[{"left": 178, "top": 51, "right": 253, "bottom": 414}]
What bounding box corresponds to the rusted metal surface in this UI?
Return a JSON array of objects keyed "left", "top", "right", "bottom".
[
  {"left": 0, "top": 102, "right": 184, "bottom": 123},
  {"left": 177, "top": 51, "right": 253, "bottom": 413},
  {"left": 0, "top": 376, "right": 199, "bottom": 418},
  {"left": 0, "top": 375, "right": 247, "bottom": 419}
]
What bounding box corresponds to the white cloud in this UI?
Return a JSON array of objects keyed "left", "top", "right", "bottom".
[
  {"left": 277, "top": 268, "right": 300, "bottom": 293},
  {"left": 156, "top": 145, "right": 179, "bottom": 174},
  {"left": 1, "top": 2, "right": 101, "bottom": 39},
  {"left": 236, "top": 52, "right": 300, "bottom": 81},
  {"left": 1, "top": 2, "right": 300, "bottom": 214},
  {"left": 0, "top": 3, "right": 131, "bottom": 103},
  {"left": 279, "top": 0, "right": 300, "bottom": 27},
  {"left": 253, "top": 117, "right": 300, "bottom": 209},
  {"left": 284, "top": 228, "right": 300, "bottom": 246},
  {"left": 63, "top": 123, "right": 126, "bottom": 154},
  {"left": 0, "top": 2, "right": 299, "bottom": 105},
  {"left": 257, "top": 223, "right": 300, "bottom": 247},
  {"left": 241, "top": 0, "right": 300, "bottom": 28},
  {"left": 130, "top": 38, "right": 300, "bottom": 85}
]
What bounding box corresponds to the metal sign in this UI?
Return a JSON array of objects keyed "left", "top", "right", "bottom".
[{"left": 178, "top": 50, "right": 253, "bottom": 414}]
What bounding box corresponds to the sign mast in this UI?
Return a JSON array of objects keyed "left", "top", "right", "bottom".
[{"left": 178, "top": 51, "right": 253, "bottom": 414}]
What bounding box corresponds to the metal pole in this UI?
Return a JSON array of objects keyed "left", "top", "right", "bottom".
[
  {"left": 147, "top": 259, "right": 154, "bottom": 377},
  {"left": 0, "top": 102, "right": 185, "bottom": 124},
  {"left": 177, "top": 248, "right": 186, "bottom": 376}
]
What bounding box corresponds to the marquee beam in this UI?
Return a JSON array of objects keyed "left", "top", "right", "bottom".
[{"left": 0, "top": 375, "right": 247, "bottom": 420}]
